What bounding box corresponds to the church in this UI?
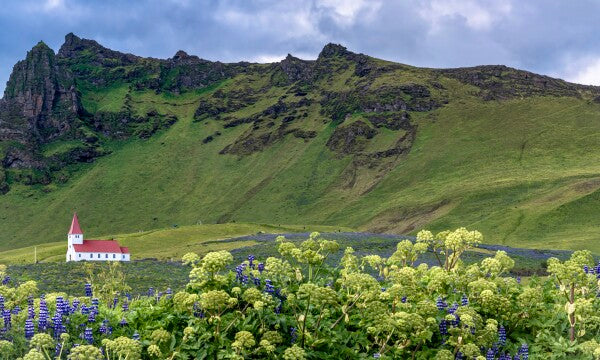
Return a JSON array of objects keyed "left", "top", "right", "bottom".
[{"left": 65, "top": 213, "right": 130, "bottom": 262}]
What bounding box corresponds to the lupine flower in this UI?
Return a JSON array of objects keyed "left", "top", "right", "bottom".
[
  {"left": 122, "top": 301, "right": 129, "bottom": 311},
  {"left": 373, "top": 353, "right": 381, "bottom": 359},
  {"left": 2, "top": 276, "right": 10, "bottom": 285},
  {"left": 498, "top": 325, "right": 506, "bottom": 346},
  {"left": 447, "top": 302, "right": 458, "bottom": 314},
  {"left": 248, "top": 255, "right": 255, "bottom": 268},
  {"left": 12, "top": 305, "right": 21, "bottom": 315},
  {"left": 290, "top": 327, "right": 297, "bottom": 344},
  {"left": 461, "top": 294, "right": 469, "bottom": 306},
  {"left": 85, "top": 283, "right": 93, "bottom": 297},
  {"left": 436, "top": 297, "right": 447, "bottom": 310},
  {"left": 120, "top": 318, "right": 128, "bottom": 326},
  {"left": 0, "top": 295, "right": 4, "bottom": 313},
  {"left": 486, "top": 348, "right": 495, "bottom": 360},
  {"left": 519, "top": 343, "right": 529, "bottom": 360},
  {"left": 265, "top": 279, "right": 275, "bottom": 293},
  {"left": 401, "top": 296, "right": 407, "bottom": 303},
  {"left": 55, "top": 343, "right": 62, "bottom": 357},
  {"left": 242, "top": 275, "right": 249, "bottom": 285},
  {"left": 2, "top": 309, "right": 11, "bottom": 329},
  {"left": 148, "top": 287, "right": 155, "bottom": 297},
  {"left": 112, "top": 297, "right": 118, "bottom": 309},
  {"left": 88, "top": 311, "right": 96, "bottom": 323},
  {"left": 456, "top": 352, "right": 463, "bottom": 360},
  {"left": 132, "top": 331, "right": 140, "bottom": 340},
  {"left": 166, "top": 288, "right": 173, "bottom": 297},
  {"left": 84, "top": 327, "right": 93, "bottom": 344},
  {"left": 439, "top": 319, "right": 448, "bottom": 335},
  {"left": 38, "top": 299, "right": 48, "bottom": 332},
  {"left": 253, "top": 277, "right": 261, "bottom": 286},
  {"left": 99, "top": 320, "right": 108, "bottom": 334},
  {"left": 275, "top": 300, "right": 283, "bottom": 314},
  {"left": 71, "top": 299, "right": 80, "bottom": 313},
  {"left": 258, "top": 263, "right": 265, "bottom": 273},
  {"left": 25, "top": 318, "right": 34, "bottom": 339}
]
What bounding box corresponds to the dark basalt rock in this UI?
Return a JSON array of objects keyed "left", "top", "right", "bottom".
[
  {"left": 366, "top": 112, "right": 411, "bottom": 131},
  {"left": 439, "top": 65, "right": 597, "bottom": 100},
  {"left": 276, "top": 54, "right": 314, "bottom": 84},
  {"left": 326, "top": 121, "right": 377, "bottom": 155},
  {"left": 1, "top": 41, "right": 82, "bottom": 146}
]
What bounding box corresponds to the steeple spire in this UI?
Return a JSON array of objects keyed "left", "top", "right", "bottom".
[{"left": 68, "top": 213, "right": 83, "bottom": 235}]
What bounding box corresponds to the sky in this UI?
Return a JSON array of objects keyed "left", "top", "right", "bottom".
[{"left": 1, "top": 0, "right": 600, "bottom": 94}]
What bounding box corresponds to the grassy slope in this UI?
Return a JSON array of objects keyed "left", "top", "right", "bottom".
[
  {"left": 2, "top": 62, "right": 600, "bottom": 255},
  {"left": 0, "top": 223, "right": 351, "bottom": 264}
]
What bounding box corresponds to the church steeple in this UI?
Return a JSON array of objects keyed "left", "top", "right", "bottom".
[
  {"left": 68, "top": 213, "right": 84, "bottom": 246},
  {"left": 69, "top": 213, "right": 83, "bottom": 235}
]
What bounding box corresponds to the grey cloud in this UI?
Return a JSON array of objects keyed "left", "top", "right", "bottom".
[{"left": 2, "top": 0, "right": 600, "bottom": 94}]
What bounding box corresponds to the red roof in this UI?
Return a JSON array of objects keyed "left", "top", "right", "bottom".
[
  {"left": 68, "top": 213, "right": 83, "bottom": 235},
  {"left": 73, "top": 240, "right": 129, "bottom": 254}
]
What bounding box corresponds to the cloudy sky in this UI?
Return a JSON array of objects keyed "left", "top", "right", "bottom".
[{"left": 1, "top": 0, "right": 600, "bottom": 94}]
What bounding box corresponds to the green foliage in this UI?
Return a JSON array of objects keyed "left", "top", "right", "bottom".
[{"left": 1, "top": 228, "right": 599, "bottom": 358}]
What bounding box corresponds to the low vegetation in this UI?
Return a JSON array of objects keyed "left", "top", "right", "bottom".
[{"left": 0, "top": 228, "right": 599, "bottom": 359}]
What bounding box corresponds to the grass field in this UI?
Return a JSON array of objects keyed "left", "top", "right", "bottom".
[
  {"left": 2, "top": 50, "right": 600, "bottom": 255},
  {"left": 0, "top": 223, "right": 352, "bottom": 264}
]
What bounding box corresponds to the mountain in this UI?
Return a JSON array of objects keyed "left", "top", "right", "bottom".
[{"left": 1, "top": 33, "right": 600, "bottom": 253}]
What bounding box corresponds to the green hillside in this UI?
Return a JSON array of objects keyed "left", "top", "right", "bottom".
[{"left": 1, "top": 34, "right": 600, "bottom": 254}]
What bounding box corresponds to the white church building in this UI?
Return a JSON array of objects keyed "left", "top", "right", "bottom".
[{"left": 66, "top": 213, "right": 130, "bottom": 262}]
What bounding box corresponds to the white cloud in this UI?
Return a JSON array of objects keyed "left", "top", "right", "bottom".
[
  {"left": 44, "top": 0, "right": 63, "bottom": 10},
  {"left": 561, "top": 57, "right": 600, "bottom": 86},
  {"left": 419, "top": 0, "right": 512, "bottom": 32},
  {"left": 315, "top": 0, "right": 382, "bottom": 27}
]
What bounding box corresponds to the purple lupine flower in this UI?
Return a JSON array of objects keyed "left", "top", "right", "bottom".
[
  {"left": 2, "top": 276, "right": 10, "bottom": 285},
  {"left": 85, "top": 283, "right": 93, "bottom": 297},
  {"left": 461, "top": 294, "right": 469, "bottom": 306},
  {"left": 84, "top": 327, "right": 93, "bottom": 344},
  {"left": 519, "top": 343, "right": 529, "bottom": 360},
  {"left": 120, "top": 318, "right": 128, "bottom": 326},
  {"left": 71, "top": 299, "right": 80, "bottom": 313},
  {"left": 112, "top": 297, "right": 118, "bottom": 309},
  {"left": 242, "top": 275, "right": 249, "bottom": 285},
  {"left": 91, "top": 298, "right": 99, "bottom": 307},
  {"left": 486, "top": 348, "right": 495, "bottom": 360},
  {"left": 38, "top": 300, "right": 48, "bottom": 332},
  {"left": 401, "top": 296, "right": 407, "bottom": 303},
  {"left": 373, "top": 353, "right": 381, "bottom": 359},
  {"left": 12, "top": 305, "right": 21, "bottom": 315},
  {"left": 436, "top": 297, "right": 447, "bottom": 310},
  {"left": 275, "top": 300, "right": 283, "bottom": 314},
  {"left": 290, "top": 327, "right": 297, "bottom": 344},
  {"left": 148, "top": 287, "right": 155, "bottom": 297},
  {"left": 258, "top": 263, "right": 265, "bottom": 273},
  {"left": 448, "top": 302, "right": 459, "bottom": 315},
  {"left": 55, "top": 343, "right": 62, "bottom": 357},
  {"left": 52, "top": 312, "right": 64, "bottom": 337},
  {"left": 132, "top": 331, "right": 140, "bottom": 340},
  {"left": 25, "top": 318, "right": 34, "bottom": 339},
  {"left": 451, "top": 314, "right": 460, "bottom": 327},
  {"left": 2, "top": 309, "right": 11, "bottom": 329},
  {"left": 264, "top": 279, "right": 275, "bottom": 293},
  {"left": 248, "top": 255, "right": 255, "bottom": 268},
  {"left": 166, "top": 288, "right": 172, "bottom": 298},
  {"left": 456, "top": 352, "right": 464, "bottom": 360},
  {"left": 0, "top": 295, "right": 4, "bottom": 313},
  {"left": 253, "top": 277, "right": 261, "bottom": 286},
  {"left": 439, "top": 319, "right": 448, "bottom": 335},
  {"left": 584, "top": 265, "right": 589, "bottom": 274},
  {"left": 88, "top": 310, "right": 96, "bottom": 323},
  {"left": 99, "top": 320, "right": 108, "bottom": 334},
  {"left": 498, "top": 325, "right": 506, "bottom": 346},
  {"left": 122, "top": 301, "right": 129, "bottom": 311}
]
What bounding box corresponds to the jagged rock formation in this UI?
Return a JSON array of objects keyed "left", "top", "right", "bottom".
[
  {"left": 1, "top": 35, "right": 599, "bottom": 195},
  {"left": 0, "top": 41, "right": 81, "bottom": 145}
]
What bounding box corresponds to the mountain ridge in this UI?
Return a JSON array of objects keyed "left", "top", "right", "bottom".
[{"left": 1, "top": 33, "right": 600, "bottom": 253}]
